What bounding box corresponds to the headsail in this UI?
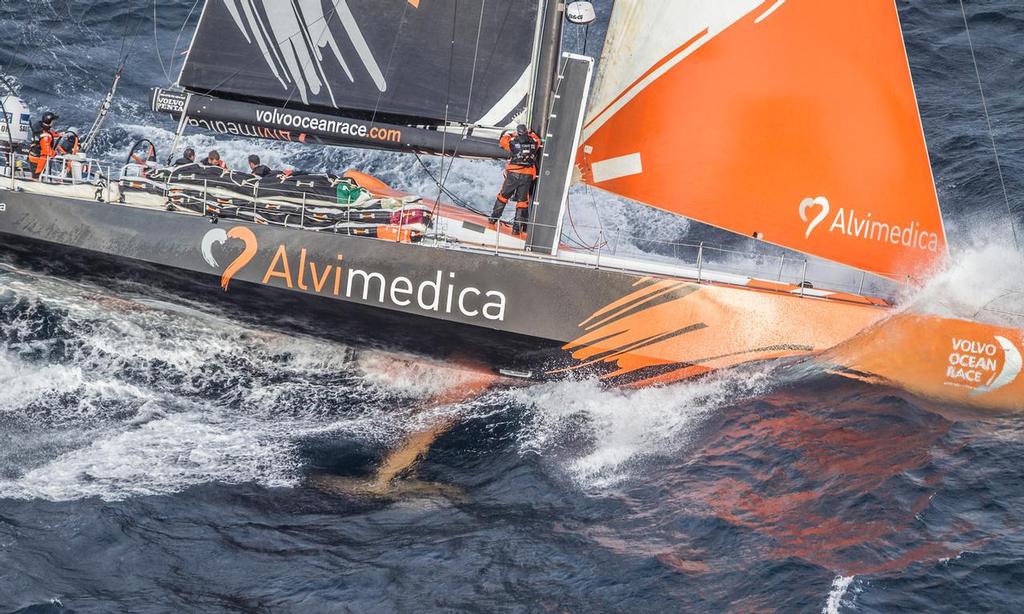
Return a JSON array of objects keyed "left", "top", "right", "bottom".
[
  {"left": 578, "top": 1, "right": 947, "bottom": 278},
  {"left": 178, "top": 0, "right": 541, "bottom": 129}
]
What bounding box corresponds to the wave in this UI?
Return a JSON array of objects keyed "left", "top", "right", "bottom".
[
  {"left": 905, "top": 234, "right": 1024, "bottom": 327},
  {"left": 508, "top": 365, "right": 775, "bottom": 489},
  {"left": 822, "top": 575, "right": 856, "bottom": 614}
]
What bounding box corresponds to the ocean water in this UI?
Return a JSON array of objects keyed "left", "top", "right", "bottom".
[{"left": 1, "top": 1, "right": 1024, "bottom": 612}]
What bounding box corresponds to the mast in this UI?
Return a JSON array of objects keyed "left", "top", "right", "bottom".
[
  {"left": 528, "top": 0, "right": 565, "bottom": 136},
  {"left": 524, "top": 1, "right": 596, "bottom": 255}
]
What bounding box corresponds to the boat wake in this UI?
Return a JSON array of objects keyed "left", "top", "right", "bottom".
[
  {"left": 0, "top": 254, "right": 787, "bottom": 501},
  {"left": 507, "top": 367, "right": 775, "bottom": 489},
  {"left": 0, "top": 261, "right": 490, "bottom": 501}
]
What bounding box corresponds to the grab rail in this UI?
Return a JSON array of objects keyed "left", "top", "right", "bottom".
[
  {"left": 1, "top": 150, "right": 112, "bottom": 202},
  {"left": 1, "top": 154, "right": 900, "bottom": 303},
  {"left": 447, "top": 213, "right": 901, "bottom": 302}
]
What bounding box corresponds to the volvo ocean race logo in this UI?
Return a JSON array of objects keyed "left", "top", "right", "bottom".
[
  {"left": 799, "top": 196, "right": 940, "bottom": 252},
  {"left": 200, "top": 227, "right": 508, "bottom": 321},
  {"left": 945, "top": 335, "right": 1023, "bottom": 395}
]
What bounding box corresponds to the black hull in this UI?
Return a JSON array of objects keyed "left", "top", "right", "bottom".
[
  {"left": 0, "top": 233, "right": 564, "bottom": 374},
  {"left": 0, "top": 188, "right": 642, "bottom": 377}
]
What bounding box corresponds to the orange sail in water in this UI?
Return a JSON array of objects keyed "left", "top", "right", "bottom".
[{"left": 579, "top": 0, "right": 947, "bottom": 279}]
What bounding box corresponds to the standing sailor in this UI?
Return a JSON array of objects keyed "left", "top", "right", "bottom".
[
  {"left": 55, "top": 128, "right": 82, "bottom": 181},
  {"left": 27, "top": 111, "right": 60, "bottom": 179},
  {"left": 54, "top": 129, "right": 79, "bottom": 157},
  {"left": 489, "top": 124, "right": 542, "bottom": 234}
]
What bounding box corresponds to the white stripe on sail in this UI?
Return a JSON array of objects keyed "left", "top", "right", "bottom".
[
  {"left": 335, "top": 0, "right": 387, "bottom": 93},
  {"left": 219, "top": 0, "right": 386, "bottom": 107},
  {"left": 476, "top": 66, "right": 532, "bottom": 127},
  {"left": 755, "top": 0, "right": 787, "bottom": 24},
  {"left": 584, "top": 1, "right": 768, "bottom": 141},
  {"left": 591, "top": 153, "right": 643, "bottom": 183}
]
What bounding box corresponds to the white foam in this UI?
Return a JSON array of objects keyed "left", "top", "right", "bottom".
[
  {"left": 0, "top": 266, "right": 512, "bottom": 500},
  {"left": 822, "top": 575, "right": 855, "bottom": 614},
  {"left": 0, "top": 412, "right": 299, "bottom": 501},
  {"left": 906, "top": 239, "right": 1024, "bottom": 326},
  {"left": 512, "top": 368, "right": 772, "bottom": 489}
]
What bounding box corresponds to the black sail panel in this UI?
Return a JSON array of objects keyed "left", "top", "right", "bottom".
[{"left": 178, "top": 0, "right": 540, "bottom": 128}]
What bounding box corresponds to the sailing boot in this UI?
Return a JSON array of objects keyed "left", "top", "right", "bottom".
[
  {"left": 512, "top": 205, "right": 529, "bottom": 235},
  {"left": 489, "top": 196, "right": 508, "bottom": 226}
]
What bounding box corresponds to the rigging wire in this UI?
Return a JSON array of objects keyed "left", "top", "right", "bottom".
[
  {"left": 81, "top": 2, "right": 146, "bottom": 153},
  {"left": 413, "top": 152, "right": 488, "bottom": 216},
  {"left": 167, "top": 0, "right": 203, "bottom": 82},
  {"left": 430, "top": 0, "right": 461, "bottom": 223},
  {"left": 369, "top": 0, "right": 411, "bottom": 127},
  {"left": 153, "top": 0, "right": 173, "bottom": 85},
  {"left": 465, "top": 0, "right": 486, "bottom": 123},
  {"left": 958, "top": 0, "right": 1021, "bottom": 255}
]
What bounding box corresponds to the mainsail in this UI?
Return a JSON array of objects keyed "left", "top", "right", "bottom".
[
  {"left": 178, "top": 0, "right": 540, "bottom": 128},
  {"left": 578, "top": 1, "right": 947, "bottom": 278}
]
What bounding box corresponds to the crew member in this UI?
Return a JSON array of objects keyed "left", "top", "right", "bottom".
[
  {"left": 172, "top": 147, "right": 196, "bottom": 166},
  {"left": 489, "top": 124, "right": 542, "bottom": 234},
  {"left": 202, "top": 149, "right": 227, "bottom": 169},
  {"left": 27, "top": 111, "right": 60, "bottom": 179},
  {"left": 55, "top": 129, "right": 82, "bottom": 179},
  {"left": 55, "top": 130, "right": 79, "bottom": 156},
  {"left": 130, "top": 142, "right": 158, "bottom": 177},
  {"left": 248, "top": 154, "right": 271, "bottom": 178}
]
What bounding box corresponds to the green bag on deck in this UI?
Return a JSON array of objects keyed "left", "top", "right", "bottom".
[{"left": 335, "top": 181, "right": 369, "bottom": 205}]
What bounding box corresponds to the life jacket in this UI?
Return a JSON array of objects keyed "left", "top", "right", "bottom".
[
  {"left": 508, "top": 134, "right": 539, "bottom": 168},
  {"left": 55, "top": 132, "right": 79, "bottom": 156},
  {"left": 28, "top": 120, "right": 57, "bottom": 158}
]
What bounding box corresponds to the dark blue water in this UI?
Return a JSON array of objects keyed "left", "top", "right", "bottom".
[{"left": 2, "top": 1, "right": 1024, "bottom": 612}]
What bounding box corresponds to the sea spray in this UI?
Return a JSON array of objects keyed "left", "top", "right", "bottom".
[
  {"left": 0, "top": 267, "right": 503, "bottom": 501},
  {"left": 905, "top": 239, "right": 1024, "bottom": 326},
  {"left": 509, "top": 366, "right": 774, "bottom": 489}
]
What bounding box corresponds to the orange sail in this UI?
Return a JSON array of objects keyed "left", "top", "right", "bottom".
[{"left": 579, "top": 1, "right": 946, "bottom": 279}]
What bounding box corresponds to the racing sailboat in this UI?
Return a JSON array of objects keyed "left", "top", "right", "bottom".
[{"left": 0, "top": 0, "right": 1021, "bottom": 411}]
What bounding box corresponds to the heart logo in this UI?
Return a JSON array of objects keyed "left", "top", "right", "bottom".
[
  {"left": 201, "top": 227, "right": 258, "bottom": 291},
  {"left": 799, "top": 196, "right": 830, "bottom": 239}
]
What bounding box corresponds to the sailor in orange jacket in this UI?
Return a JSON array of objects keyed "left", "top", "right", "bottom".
[
  {"left": 27, "top": 111, "right": 60, "bottom": 179},
  {"left": 489, "top": 124, "right": 542, "bottom": 234}
]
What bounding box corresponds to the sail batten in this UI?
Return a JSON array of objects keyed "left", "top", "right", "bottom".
[{"left": 580, "top": 0, "right": 947, "bottom": 279}]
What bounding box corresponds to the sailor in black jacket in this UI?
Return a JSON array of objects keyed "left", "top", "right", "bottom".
[
  {"left": 172, "top": 148, "right": 196, "bottom": 166},
  {"left": 248, "top": 154, "right": 272, "bottom": 178}
]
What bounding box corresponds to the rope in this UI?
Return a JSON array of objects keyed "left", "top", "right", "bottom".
[
  {"left": 153, "top": 0, "right": 172, "bottom": 84},
  {"left": 959, "top": 0, "right": 1021, "bottom": 254},
  {"left": 465, "top": 0, "right": 486, "bottom": 123},
  {"left": 413, "top": 153, "right": 489, "bottom": 216},
  {"left": 431, "top": 0, "right": 460, "bottom": 222},
  {"left": 168, "top": 0, "right": 203, "bottom": 81},
  {"left": 369, "top": 0, "right": 411, "bottom": 127}
]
